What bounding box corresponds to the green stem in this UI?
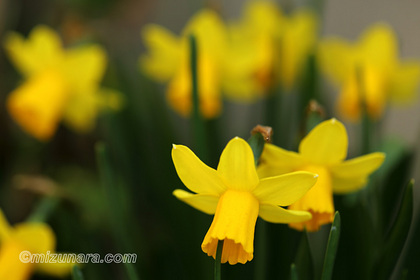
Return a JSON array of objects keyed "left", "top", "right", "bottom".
[
  {"left": 95, "top": 143, "right": 140, "bottom": 280},
  {"left": 214, "top": 240, "right": 223, "bottom": 280},
  {"left": 265, "top": 87, "right": 283, "bottom": 146},
  {"left": 189, "top": 34, "right": 209, "bottom": 161},
  {"left": 26, "top": 196, "right": 60, "bottom": 223},
  {"left": 355, "top": 66, "right": 373, "bottom": 154},
  {"left": 254, "top": 220, "right": 268, "bottom": 280}
]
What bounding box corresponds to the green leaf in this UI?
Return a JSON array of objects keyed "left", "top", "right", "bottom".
[
  {"left": 247, "top": 133, "right": 265, "bottom": 166},
  {"left": 72, "top": 265, "right": 84, "bottom": 280},
  {"left": 189, "top": 34, "right": 209, "bottom": 162},
  {"left": 321, "top": 211, "right": 341, "bottom": 280},
  {"left": 380, "top": 150, "right": 414, "bottom": 234},
  {"left": 374, "top": 180, "right": 414, "bottom": 279},
  {"left": 294, "top": 231, "right": 313, "bottom": 280},
  {"left": 290, "top": 263, "right": 298, "bottom": 280}
]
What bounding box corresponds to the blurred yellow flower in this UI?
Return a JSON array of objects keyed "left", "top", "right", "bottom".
[
  {"left": 4, "top": 25, "right": 122, "bottom": 141},
  {"left": 258, "top": 119, "right": 385, "bottom": 231},
  {"left": 318, "top": 23, "right": 420, "bottom": 121},
  {"left": 141, "top": 9, "right": 226, "bottom": 118},
  {"left": 172, "top": 137, "right": 318, "bottom": 264},
  {"left": 0, "top": 209, "right": 74, "bottom": 279},
  {"left": 224, "top": 1, "right": 318, "bottom": 98}
]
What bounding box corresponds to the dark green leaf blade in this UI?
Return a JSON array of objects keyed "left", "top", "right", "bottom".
[{"left": 321, "top": 211, "right": 341, "bottom": 280}]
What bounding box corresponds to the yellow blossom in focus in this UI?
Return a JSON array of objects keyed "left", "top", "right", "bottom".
[
  {"left": 258, "top": 119, "right": 385, "bottom": 231},
  {"left": 318, "top": 23, "right": 420, "bottom": 121},
  {"left": 172, "top": 137, "right": 318, "bottom": 264},
  {"left": 141, "top": 9, "right": 227, "bottom": 118},
  {"left": 0, "top": 209, "right": 74, "bottom": 279},
  {"left": 4, "top": 25, "right": 122, "bottom": 141},
  {"left": 223, "top": 1, "right": 318, "bottom": 99}
]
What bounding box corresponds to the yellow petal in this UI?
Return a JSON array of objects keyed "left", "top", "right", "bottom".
[
  {"left": 13, "top": 223, "right": 55, "bottom": 254},
  {"left": 317, "top": 38, "right": 356, "bottom": 86},
  {"left": 0, "top": 239, "right": 34, "bottom": 280},
  {"left": 331, "top": 152, "right": 385, "bottom": 194},
  {"left": 299, "top": 118, "right": 348, "bottom": 165},
  {"left": 331, "top": 152, "right": 385, "bottom": 178},
  {"left": 217, "top": 137, "right": 259, "bottom": 191},
  {"left": 62, "top": 89, "right": 99, "bottom": 133},
  {"left": 166, "top": 52, "right": 222, "bottom": 119},
  {"left": 4, "top": 25, "right": 64, "bottom": 77},
  {"left": 63, "top": 44, "right": 106, "bottom": 92},
  {"left": 182, "top": 9, "right": 227, "bottom": 60},
  {"left": 253, "top": 171, "right": 317, "bottom": 206},
  {"left": 279, "top": 10, "right": 318, "bottom": 89},
  {"left": 336, "top": 74, "right": 362, "bottom": 121},
  {"left": 243, "top": 1, "right": 283, "bottom": 35},
  {"left": 331, "top": 176, "right": 367, "bottom": 195},
  {"left": 172, "top": 144, "right": 226, "bottom": 195},
  {"left": 7, "top": 70, "right": 69, "bottom": 141},
  {"left": 36, "top": 261, "right": 74, "bottom": 277},
  {"left": 140, "top": 24, "right": 181, "bottom": 81},
  {"left": 288, "top": 165, "right": 335, "bottom": 231},
  {"left": 258, "top": 143, "right": 303, "bottom": 178},
  {"left": 389, "top": 61, "right": 420, "bottom": 104},
  {"left": 359, "top": 23, "right": 397, "bottom": 72},
  {"left": 173, "top": 189, "right": 220, "bottom": 215},
  {"left": 258, "top": 204, "right": 311, "bottom": 223},
  {"left": 201, "top": 190, "right": 259, "bottom": 264},
  {"left": 0, "top": 209, "right": 12, "bottom": 241}
]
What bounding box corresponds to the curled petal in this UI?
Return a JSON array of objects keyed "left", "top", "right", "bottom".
[
  {"left": 140, "top": 24, "right": 181, "bottom": 81},
  {"left": 331, "top": 152, "right": 385, "bottom": 178},
  {"left": 172, "top": 144, "right": 226, "bottom": 195},
  {"left": 258, "top": 143, "right": 302, "bottom": 178},
  {"left": 13, "top": 223, "right": 55, "bottom": 254},
  {"left": 173, "top": 189, "right": 219, "bottom": 215},
  {"left": 253, "top": 171, "right": 317, "bottom": 206},
  {"left": 259, "top": 204, "right": 312, "bottom": 223}
]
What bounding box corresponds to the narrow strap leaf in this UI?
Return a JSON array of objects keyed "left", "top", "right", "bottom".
[{"left": 321, "top": 211, "right": 341, "bottom": 280}]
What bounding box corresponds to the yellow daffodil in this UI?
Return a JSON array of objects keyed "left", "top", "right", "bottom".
[
  {"left": 141, "top": 9, "right": 227, "bottom": 118},
  {"left": 4, "top": 25, "right": 122, "bottom": 141},
  {"left": 258, "top": 119, "right": 385, "bottom": 231},
  {"left": 318, "top": 23, "right": 420, "bottom": 121},
  {"left": 224, "top": 1, "right": 318, "bottom": 97},
  {"left": 0, "top": 209, "right": 74, "bottom": 279},
  {"left": 172, "top": 137, "right": 318, "bottom": 264}
]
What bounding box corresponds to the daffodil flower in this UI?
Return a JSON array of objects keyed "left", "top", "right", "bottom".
[
  {"left": 318, "top": 23, "right": 420, "bottom": 121},
  {"left": 4, "top": 25, "right": 122, "bottom": 141},
  {"left": 258, "top": 119, "right": 385, "bottom": 231},
  {"left": 0, "top": 209, "right": 74, "bottom": 279},
  {"left": 225, "top": 1, "right": 318, "bottom": 96},
  {"left": 172, "top": 137, "right": 318, "bottom": 264},
  {"left": 141, "top": 9, "right": 227, "bottom": 118}
]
